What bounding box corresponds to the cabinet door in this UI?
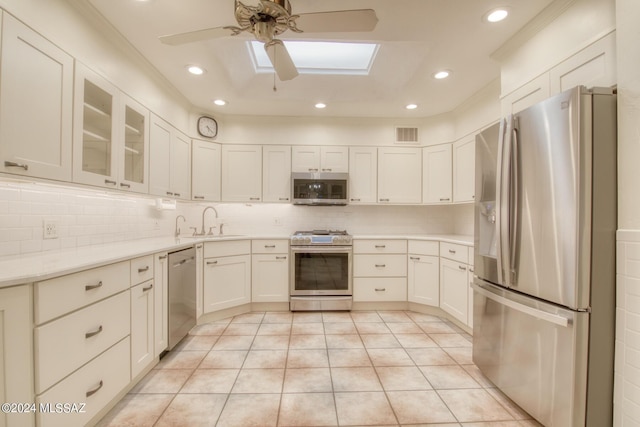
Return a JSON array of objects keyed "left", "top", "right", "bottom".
[
  {"left": 0, "top": 14, "right": 73, "bottom": 181},
  {"left": 440, "top": 258, "right": 468, "bottom": 324},
  {"left": 203, "top": 255, "right": 251, "bottom": 312},
  {"left": 423, "top": 144, "right": 452, "bottom": 204},
  {"left": 348, "top": 147, "right": 377, "bottom": 204},
  {"left": 221, "top": 145, "right": 262, "bottom": 202},
  {"left": 291, "top": 146, "right": 320, "bottom": 172},
  {"left": 252, "top": 253, "right": 289, "bottom": 302},
  {"left": 263, "top": 145, "right": 292, "bottom": 203},
  {"left": 453, "top": 138, "right": 475, "bottom": 203},
  {"left": 192, "top": 140, "right": 221, "bottom": 201},
  {"left": 501, "top": 74, "right": 550, "bottom": 116},
  {"left": 154, "top": 253, "right": 169, "bottom": 356},
  {"left": 171, "top": 130, "right": 191, "bottom": 200},
  {"left": 378, "top": 147, "right": 422, "bottom": 204},
  {"left": 120, "top": 95, "right": 150, "bottom": 193},
  {"left": 320, "top": 146, "right": 348, "bottom": 172},
  {"left": 407, "top": 254, "right": 439, "bottom": 306},
  {"left": 0, "top": 285, "right": 34, "bottom": 427},
  {"left": 131, "top": 281, "right": 154, "bottom": 378},
  {"left": 149, "top": 115, "right": 172, "bottom": 197}
]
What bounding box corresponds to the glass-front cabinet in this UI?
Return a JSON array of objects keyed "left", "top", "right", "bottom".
[{"left": 73, "top": 62, "right": 149, "bottom": 193}]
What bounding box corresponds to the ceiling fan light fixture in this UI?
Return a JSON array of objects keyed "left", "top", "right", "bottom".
[
  {"left": 315, "top": 103, "right": 327, "bottom": 109},
  {"left": 187, "top": 65, "right": 205, "bottom": 75},
  {"left": 433, "top": 70, "right": 451, "bottom": 80},
  {"left": 213, "top": 99, "right": 227, "bottom": 106},
  {"left": 484, "top": 8, "right": 509, "bottom": 23},
  {"left": 405, "top": 104, "right": 418, "bottom": 110}
]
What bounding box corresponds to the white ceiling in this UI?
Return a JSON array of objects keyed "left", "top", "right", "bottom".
[{"left": 85, "top": 0, "right": 555, "bottom": 118}]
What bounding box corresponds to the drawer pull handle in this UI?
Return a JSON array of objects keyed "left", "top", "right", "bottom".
[
  {"left": 322, "top": 168, "right": 332, "bottom": 172},
  {"left": 138, "top": 266, "right": 150, "bottom": 273},
  {"left": 375, "top": 245, "right": 386, "bottom": 249},
  {"left": 143, "top": 284, "right": 154, "bottom": 292},
  {"left": 265, "top": 245, "right": 276, "bottom": 248},
  {"left": 104, "top": 179, "right": 117, "bottom": 185},
  {"left": 207, "top": 260, "right": 218, "bottom": 265},
  {"left": 279, "top": 197, "right": 289, "bottom": 201},
  {"left": 85, "top": 281, "right": 103, "bottom": 291},
  {"left": 458, "top": 265, "right": 467, "bottom": 271},
  {"left": 158, "top": 255, "right": 168, "bottom": 260},
  {"left": 249, "top": 197, "right": 260, "bottom": 201},
  {"left": 375, "top": 264, "right": 386, "bottom": 268},
  {"left": 194, "top": 195, "right": 205, "bottom": 199},
  {"left": 309, "top": 168, "right": 319, "bottom": 172},
  {"left": 379, "top": 198, "right": 390, "bottom": 202},
  {"left": 86, "top": 380, "right": 104, "bottom": 398},
  {"left": 276, "top": 256, "right": 287, "bottom": 260},
  {"left": 85, "top": 325, "right": 103, "bottom": 339},
  {"left": 166, "top": 191, "right": 174, "bottom": 196},
  {"left": 375, "top": 288, "right": 386, "bottom": 292},
  {"left": 469, "top": 268, "right": 474, "bottom": 273},
  {"left": 174, "top": 193, "right": 181, "bottom": 197},
  {"left": 440, "top": 198, "right": 451, "bottom": 201},
  {"left": 119, "top": 183, "right": 131, "bottom": 188},
  {"left": 195, "top": 244, "right": 203, "bottom": 249},
  {"left": 351, "top": 198, "right": 361, "bottom": 202},
  {"left": 449, "top": 249, "right": 456, "bottom": 254},
  {"left": 4, "top": 160, "right": 28, "bottom": 170},
  {"left": 410, "top": 256, "right": 420, "bottom": 261}
]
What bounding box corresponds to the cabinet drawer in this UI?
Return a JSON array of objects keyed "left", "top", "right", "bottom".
[
  {"left": 353, "top": 239, "right": 407, "bottom": 254},
  {"left": 354, "top": 278, "right": 407, "bottom": 302},
  {"left": 408, "top": 240, "right": 439, "bottom": 256},
  {"left": 35, "top": 261, "right": 130, "bottom": 324},
  {"left": 204, "top": 240, "right": 251, "bottom": 258},
  {"left": 354, "top": 254, "right": 407, "bottom": 277},
  {"left": 35, "top": 291, "right": 131, "bottom": 393},
  {"left": 251, "top": 239, "right": 289, "bottom": 254},
  {"left": 36, "top": 337, "right": 130, "bottom": 427},
  {"left": 440, "top": 242, "right": 468, "bottom": 264},
  {"left": 130, "top": 255, "right": 154, "bottom": 285}
]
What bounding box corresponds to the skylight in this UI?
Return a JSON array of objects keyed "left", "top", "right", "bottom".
[{"left": 249, "top": 41, "right": 379, "bottom": 75}]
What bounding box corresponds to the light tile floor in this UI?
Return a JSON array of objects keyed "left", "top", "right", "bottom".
[{"left": 97, "top": 310, "right": 542, "bottom": 427}]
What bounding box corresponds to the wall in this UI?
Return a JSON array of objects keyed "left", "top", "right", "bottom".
[{"left": 615, "top": 0, "right": 640, "bottom": 424}]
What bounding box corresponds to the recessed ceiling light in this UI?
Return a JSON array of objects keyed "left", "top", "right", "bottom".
[
  {"left": 485, "top": 8, "right": 509, "bottom": 23},
  {"left": 213, "top": 99, "right": 227, "bottom": 106},
  {"left": 433, "top": 70, "right": 451, "bottom": 79},
  {"left": 187, "top": 65, "right": 205, "bottom": 75},
  {"left": 315, "top": 103, "right": 327, "bottom": 109},
  {"left": 405, "top": 104, "right": 418, "bottom": 110}
]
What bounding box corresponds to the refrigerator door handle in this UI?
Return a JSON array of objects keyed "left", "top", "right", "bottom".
[
  {"left": 509, "top": 117, "right": 520, "bottom": 285},
  {"left": 497, "top": 116, "right": 513, "bottom": 287},
  {"left": 472, "top": 283, "right": 570, "bottom": 327}
]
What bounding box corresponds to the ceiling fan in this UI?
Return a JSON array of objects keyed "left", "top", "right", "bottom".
[{"left": 159, "top": 0, "right": 378, "bottom": 81}]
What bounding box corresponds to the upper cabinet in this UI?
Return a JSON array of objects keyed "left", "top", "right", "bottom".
[
  {"left": 0, "top": 14, "right": 73, "bottom": 182},
  {"left": 292, "top": 146, "right": 348, "bottom": 173},
  {"left": 221, "top": 144, "right": 262, "bottom": 202},
  {"left": 149, "top": 114, "right": 191, "bottom": 200},
  {"left": 422, "top": 144, "right": 452, "bottom": 204},
  {"left": 263, "top": 145, "right": 292, "bottom": 203},
  {"left": 377, "top": 147, "right": 422, "bottom": 204},
  {"left": 452, "top": 138, "right": 475, "bottom": 203},
  {"left": 72, "top": 63, "right": 150, "bottom": 193},
  {"left": 348, "top": 147, "right": 377, "bottom": 204},
  {"left": 191, "top": 140, "right": 221, "bottom": 202}
]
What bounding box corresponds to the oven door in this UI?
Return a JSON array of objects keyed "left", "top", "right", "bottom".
[{"left": 290, "top": 246, "right": 353, "bottom": 296}]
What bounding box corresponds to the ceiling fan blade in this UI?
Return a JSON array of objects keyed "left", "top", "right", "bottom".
[
  {"left": 294, "top": 9, "right": 378, "bottom": 33},
  {"left": 238, "top": 0, "right": 262, "bottom": 7},
  {"left": 265, "top": 40, "right": 299, "bottom": 81},
  {"left": 159, "top": 26, "right": 230, "bottom": 46}
]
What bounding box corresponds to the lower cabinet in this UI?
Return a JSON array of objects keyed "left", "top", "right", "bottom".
[
  {"left": 251, "top": 240, "right": 289, "bottom": 303},
  {"left": 0, "top": 285, "right": 34, "bottom": 427},
  {"left": 353, "top": 239, "right": 407, "bottom": 302},
  {"left": 154, "top": 253, "right": 169, "bottom": 356},
  {"left": 407, "top": 241, "right": 440, "bottom": 306},
  {"left": 130, "top": 280, "right": 155, "bottom": 379},
  {"left": 439, "top": 257, "right": 469, "bottom": 324},
  {"left": 203, "top": 241, "right": 252, "bottom": 313}
]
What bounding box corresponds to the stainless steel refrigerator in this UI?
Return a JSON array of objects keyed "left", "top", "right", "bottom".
[{"left": 473, "top": 86, "right": 616, "bottom": 427}]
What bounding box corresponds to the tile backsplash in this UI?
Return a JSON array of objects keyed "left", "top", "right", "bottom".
[{"left": 0, "top": 178, "right": 473, "bottom": 257}]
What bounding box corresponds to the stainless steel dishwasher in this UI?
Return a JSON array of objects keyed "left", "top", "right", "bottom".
[{"left": 168, "top": 247, "right": 196, "bottom": 350}]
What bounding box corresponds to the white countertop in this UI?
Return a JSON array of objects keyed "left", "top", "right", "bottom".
[{"left": 0, "top": 233, "right": 472, "bottom": 289}]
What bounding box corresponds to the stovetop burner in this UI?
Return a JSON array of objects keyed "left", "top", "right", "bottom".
[
  {"left": 293, "top": 229, "right": 348, "bottom": 236},
  {"left": 290, "top": 229, "right": 352, "bottom": 246}
]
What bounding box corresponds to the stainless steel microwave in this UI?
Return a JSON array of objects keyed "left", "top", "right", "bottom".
[{"left": 291, "top": 172, "right": 348, "bottom": 206}]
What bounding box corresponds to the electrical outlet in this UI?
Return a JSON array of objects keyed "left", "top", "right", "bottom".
[
  {"left": 43, "top": 220, "right": 59, "bottom": 239},
  {"left": 273, "top": 217, "right": 282, "bottom": 226}
]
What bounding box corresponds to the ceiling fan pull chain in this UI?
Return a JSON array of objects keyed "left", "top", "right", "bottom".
[{"left": 273, "top": 71, "right": 277, "bottom": 92}]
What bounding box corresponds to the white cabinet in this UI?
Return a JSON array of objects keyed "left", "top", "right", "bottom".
[
  {"left": 292, "top": 146, "right": 348, "bottom": 173},
  {"left": 149, "top": 114, "right": 191, "bottom": 200},
  {"left": 191, "top": 140, "right": 221, "bottom": 201},
  {"left": 453, "top": 138, "right": 475, "bottom": 203},
  {"left": 353, "top": 239, "right": 407, "bottom": 302},
  {"left": 221, "top": 145, "right": 262, "bottom": 202},
  {"left": 348, "top": 147, "right": 377, "bottom": 204},
  {"left": 0, "top": 14, "right": 73, "bottom": 182},
  {"left": 72, "top": 63, "right": 150, "bottom": 193},
  {"left": 0, "top": 285, "right": 34, "bottom": 427},
  {"left": 251, "top": 240, "right": 289, "bottom": 302},
  {"left": 422, "top": 144, "right": 452, "bottom": 204},
  {"left": 263, "top": 145, "right": 292, "bottom": 203},
  {"left": 203, "top": 241, "right": 252, "bottom": 313},
  {"left": 130, "top": 280, "right": 154, "bottom": 378},
  {"left": 439, "top": 242, "right": 470, "bottom": 325},
  {"left": 154, "top": 253, "right": 169, "bottom": 356},
  {"left": 377, "top": 147, "right": 422, "bottom": 204},
  {"left": 407, "top": 241, "right": 440, "bottom": 306}
]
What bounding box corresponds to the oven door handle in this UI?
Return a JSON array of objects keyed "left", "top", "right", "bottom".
[{"left": 290, "top": 246, "right": 352, "bottom": 254}]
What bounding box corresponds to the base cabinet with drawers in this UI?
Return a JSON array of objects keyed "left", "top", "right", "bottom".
[
  {"left": 203, "top": 240, "right": 252, "bottom": 313},
  {"left": 353, "top": 240, "right": 408, "bottom": 302},
  {"left": 251, "top": 240, "right": 289, "bottom": 302}
]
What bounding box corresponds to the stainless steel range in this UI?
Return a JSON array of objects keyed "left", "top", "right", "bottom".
[{"left": 289, "top": 230, "right": 353, "bottom": 311}]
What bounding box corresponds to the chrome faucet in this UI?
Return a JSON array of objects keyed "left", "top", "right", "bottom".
[
  {"left": 201, "top": 206, "right": 218, "bottom": 236},
  {"left": 175, "top": 215, "right": 186, "bottom": 237}
]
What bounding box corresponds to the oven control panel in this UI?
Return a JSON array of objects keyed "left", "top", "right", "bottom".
[{"left": 290, "top": 234, "right": 352, "bottom": 246}]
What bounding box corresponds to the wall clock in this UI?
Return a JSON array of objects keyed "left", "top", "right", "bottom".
[{"left": 197, "top": 116, "right": 218, "bottom": 138}]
